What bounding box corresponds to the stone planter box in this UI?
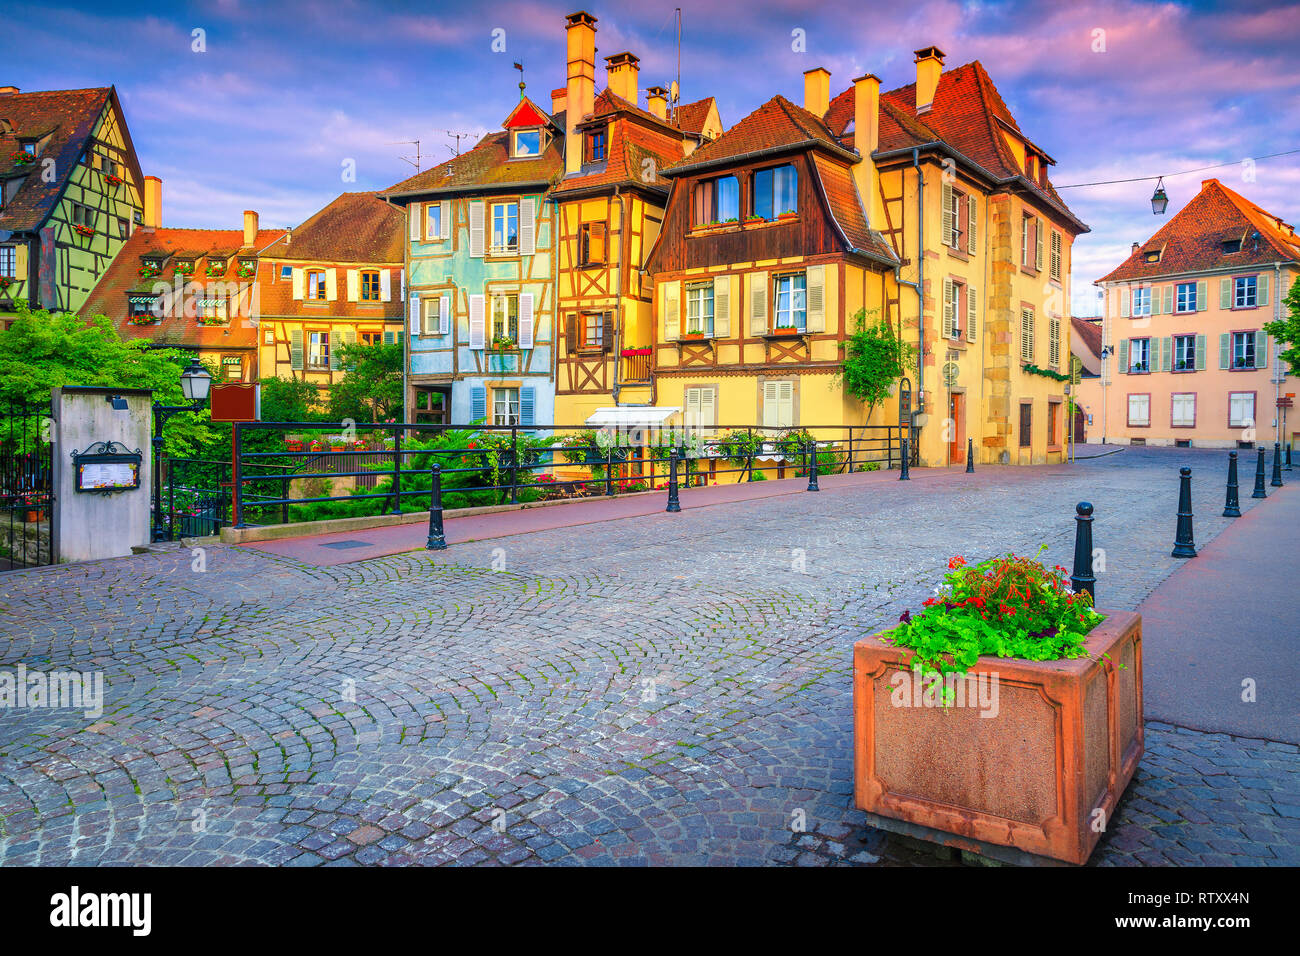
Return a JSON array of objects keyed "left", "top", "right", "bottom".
[{"left": 853, "top": 609, "right": 1142, "bottom": 865}]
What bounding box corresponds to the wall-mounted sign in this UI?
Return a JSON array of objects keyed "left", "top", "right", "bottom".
[
  {"left": 210, "top": 382, "right": 259, "bottom": 423},
  {"left": 941, "top": 362, "right": 959, "bottom": 386},
  {"left": 71, "top": 441, "right": 143, "bottom": 494}
]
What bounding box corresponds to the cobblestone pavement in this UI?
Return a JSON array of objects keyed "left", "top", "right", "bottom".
[{"left": 0, "top": 447, "right": 1295, "bottom": 866}]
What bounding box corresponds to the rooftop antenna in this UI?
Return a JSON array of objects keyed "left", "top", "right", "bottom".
[
  {"left": 674, "top": 7, "right": 682, "bottom": 124},
  {"left": 514, "top": 60, "right": 526, "bottom": 99},
  {"left": 388, "top": 139, "right": 422, "bottom": 172},
  {"left": 446, "top": 130, "right": 472, "bottom": 157}
]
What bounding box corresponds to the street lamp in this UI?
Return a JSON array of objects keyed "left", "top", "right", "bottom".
[
  {"left": 1150, "top": 177, "right": 1169, "bottom": 215},
  {"left": 152, "top": 359, "right": 212, "bottom": 542}
]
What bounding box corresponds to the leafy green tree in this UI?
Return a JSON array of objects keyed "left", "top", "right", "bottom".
[
  {"left": 259, "top": 375, "right": 323, "bottom": 423},
  {"left": 838, "top": 309, "right": 917, "bottom": 420},
  {"left": 327, "top": 342, "right": 403, "bottom": 423},
  {"left": 1264, "top": 279, "right": 1300, "bottom": 376},
  {"left": 0, "top": 302, "right": 215, "bottom": 454}
]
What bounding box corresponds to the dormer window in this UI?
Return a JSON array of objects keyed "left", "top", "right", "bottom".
[
  {"left": 512, "top": 128, "right": 541, "bottom": 158},
  {"left": 586, "top": 127, "right": 607, "bottom": 163},
  {"left": 21, "top": 142, "right": 35, "bottom": 157},
  {"left": 753, "top": 164, "right": 798, "bottom": 221},
  {"left": 1222, "top": 238, "right": 1242, "bottom": 254},
  {"left": 1143, "top": 249, "right": 1161, "bottom": 263},
  {"left": 692, "top": 174, "right": 739, "bottom": 227}
]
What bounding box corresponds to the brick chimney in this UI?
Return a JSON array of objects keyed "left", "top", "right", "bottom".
[
  {"left": 143, "top": 176, "right": 162, "bottom": 228},
  {"left": 647, "top": 85, "right": 669, "bottom": 120},
  {"left": 243, "top": 210, "right": 259, "bottom": 248},
  {"left": 803, "top": 68, "right": 830, "bottom": 118},
  {"left": 565, "top": 10, "right": 598, "bottom": 176},
  {"left": 605, "top": 51, "right": 639, "bottom": 105},
  {"left": 551, "top": 87, "right": 567, "bottom": 115},
  {"left": 0, "top": 86, "right": 19, "bottom": 95},
  {"left": 1131, "top": 242, "right": 1140, "bottom": 255},
  {"left": 914, "top": 46, "right": 945, "bottom": 112},
  {"left": 853, "top": 74, "right": 883, "bottom": 227}
]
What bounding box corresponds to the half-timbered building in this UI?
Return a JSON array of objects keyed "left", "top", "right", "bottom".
[{"left": 0, "top": 86, "right": 146, "bottom": 322}]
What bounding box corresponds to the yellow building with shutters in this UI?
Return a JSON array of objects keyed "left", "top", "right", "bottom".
[{"left": 255, "top": 192, "right": 406, "bottom": 398}]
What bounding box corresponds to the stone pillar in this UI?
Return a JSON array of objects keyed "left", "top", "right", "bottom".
[
  {"left": 985, "top": 194, "right": 1015, "bottom": 464},
  {"left": 51, "top": 386, "right": 154, "bottom": 563}
]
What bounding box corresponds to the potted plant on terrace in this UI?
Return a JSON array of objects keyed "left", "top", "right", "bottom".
[
  {"left": 777, "top": 208, "right": 797, "bottom": 221},
  {"left": 853, "top": 547, "right": 1143, "bottom": 865}
]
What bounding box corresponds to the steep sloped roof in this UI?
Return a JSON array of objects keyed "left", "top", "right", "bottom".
[
  {"left": 381, "top": 127, "right": 563, "bottom": 199},
  {"left": 1100, "top": 178, "right": 1300, "bottom": 283},
  {"left": 675, "top": 96, "right": 718, "bottom": 137},
  {"left": 552, "top": 89, "right": 690, "bottom": 195},
  {"left": 811, "top": 153, "right": 897, "bottom": 264},
  {"left": 824, "top": 61, "right": 1082, "bottom": 230},
  {"left": 259, "top": 192, "right": 404, "bottom": 263},
  {"left": 1070, "top": 316, "right": 1103, "bottom": 376},
  {"left": 0, "top": 87, "right": 139, "bottom": 233},
  {"left": 80, "top": 226, "right": 285, "bottom": 350}
]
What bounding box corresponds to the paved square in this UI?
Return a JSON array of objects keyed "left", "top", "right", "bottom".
[{"left": 0, "top": 447, "right": 1295, "bottom": 866}]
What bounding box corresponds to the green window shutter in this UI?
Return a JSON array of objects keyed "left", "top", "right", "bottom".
[
  {"left": 470, "top": 386, "right": 487, "bottom": 423},
  {"left": 384, "top": 330, "right": 395, "bottom": 344},
  {"left": 1117, "top": 339, "right": 1128, "bottom": 374},
  {"left": 1195, "top": 333, "right": 1207, "bottom": 370},
  {"left": 290, "top": 329, "right": 303, "bottom": 370},
  {"left": 1257, "top": 332, "right": 1270, "bottom": 369},
  {"left": 329, "top": 332, "right": 341, "bottom": 370},
  {"left": 1258, "top": 273, "right": 1270, "bottom": 307},
  {"left": 1219, "top": 333, "right": 1230, "bottom": 369},
  {"left": 1220, "top": 278, "right": 1231, "bottom": 309},
  {"left": 1196, "top": 280, "right": 1207, "bottom": 311},
  {"left": 942, "top": 276, "right": 955, "bottom": 337},
  {"left": 1161, "top": 336, "right": 1172, "bottom": 372},
  {"left": 1163, "top": 286, "right": 1174, "bottom": 314},
  {"left": 1150, "top": 287, "right": 1161, "bottom": 315}
]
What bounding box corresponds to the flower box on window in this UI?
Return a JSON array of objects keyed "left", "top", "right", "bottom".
[
  {"left": 73, "top": 224, "right": 96, "bottom": 238},
  {"left": 128, "top": 315, "right": 159, "bottom": 325},
  {"left": 12, "top": 151, "right": 34, "bottom": 166},
  {"left": 681, "top": 330, "right": 707, "bottom": 340},
  {"left": 175, "top": 262, "right": 194, "bottom": 275},
  {"left": 773, "top": 325, "right": 800, "bottom": 336},
  {"left": 237, "top": 263, "right": 256, "bottom": 279},
  {"left": 206, "top": 264, "right": 226, "bottom": 278},
  {"left": 0, "top": 277, "right": 15, "bottom": 290},
  {"left": 196, "top": 316, "right": 227, "bottom": 327},
  {"left": 104, "top": 174, "right": 123, "bottom": 188},
  {"left": 137, "top": 265, "right": 159, "bottom": 279},
  {"left": 777, "top": 210, "right": 798, "bottom": 221}
]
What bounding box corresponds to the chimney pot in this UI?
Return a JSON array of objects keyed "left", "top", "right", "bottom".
[
  {"left": 243, "top": 210, "right": 259, "bottom": 249},
  {"left": 803, "top": 68, "right": 831, "bottom": 118},
  {"left": 1131, "top": 242, "right": 1140, "bottom": 254},
  {"left": 605, "top": 51, "right": 640, "bottom": 105},
  {"left": 647, "top": 85, "right": 669, "bottom": 120},
  {"left": 0, "top": 86, "right": 19, "bottom": 95},
  {"left": 852, "top": 74, "right": 883, "bottom": 227},
  {"left": 143, "top": 176, "right": 162, "bottom": 228},
  {"left": 913, "top": 46, "right": 946, "bottom": 112},
  {"left": 551, "top": 86, "right": 567, "bottom": 115},
  {"left": 565, "top": 10, "right": 598, "bottom": 175}
]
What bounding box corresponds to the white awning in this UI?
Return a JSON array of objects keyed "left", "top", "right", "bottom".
[{"left": 584, "top": 406, "right": 681, "bottom": 428}]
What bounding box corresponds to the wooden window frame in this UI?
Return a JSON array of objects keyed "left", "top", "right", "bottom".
[
  {"left": 490, "top": 201, "right": 520, "bottom": 254},
  {"left": 491, "top": 293, "right": 519, "bottom": 344},
  {"left": 1170, "top": 392, "right": 1197, "bottom": 429},
  {"left": 306, "top": 269, "right": 327, "bottom": 301},
  {"left": 1175, "top": 281, "right": 1197, "bottom": 313},
  {"left": 511, "top": 129, "right": 541, "bottom": 159},
  {"left": 1126, "top": 392, "right": 1152, "bottom": 428},
  {"left": 1128, "top": 336, "right": 1151, "bottom": 374},
  {"left": 586, "top": 127, "right": 607, "bottom": 163},
  {"left": 360, "top": 269, "right": 381, "bottom": 302},
  {"left": 306, "top": 329, "right": 331, "bottom": 370},
  {"left": 691, "top": 174, "right": 740, "bottom": 228},
  {"left": 1018, "top": 401, "right": 1033, "bottom": 447},
  {"left": 1047, "top": 398, "right": 1062, "bottom": 450},
  {"left": 1232, "top": 274, "right": 1258, "bottom": 309},
  {"left": 684, "top": 280, "right": 715, "bottom": 336},
  {"left": 579, "top": 222, "right": 607, "bottom": 267},
  {"left": 1172, "top": 333, "right": 1197, "bottom": 372},
  {"left": 771, "top": 272, "right": 807, "bottom": 333},
  {"left": 0, "top": 245, "right": 15, "bottom": 278},
  {"left": 751, "top": 163, "right": 798, "bottom": 222},
  {"left": 1230, "top": 329, "right": 1257, "bottom": 370},
  {"left": 579, "top": 311, "right": 605, "bottom": 350},
  {"left": 491, "top": 385, "right": 521, "bottom": 426}
]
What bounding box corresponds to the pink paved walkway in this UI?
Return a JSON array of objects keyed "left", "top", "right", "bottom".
[{"left": 243, "top": 465, "right": 972, "bottom": 567}]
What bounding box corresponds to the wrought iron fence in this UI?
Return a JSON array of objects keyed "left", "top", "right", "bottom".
[
  {"left": 1, "top": 399, "right": 55, "bottom": 570},
  {"left": 229, "top": 420, "right": 918, "bottom": 529}
]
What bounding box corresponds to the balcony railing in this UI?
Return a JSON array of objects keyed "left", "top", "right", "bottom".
[{"left": 621, "top": 348, "right": 652, "bottom": 383}]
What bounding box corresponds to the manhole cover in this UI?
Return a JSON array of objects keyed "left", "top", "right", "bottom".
[{"left": 319, "top": 540, "right": 373, "bottom": 550}]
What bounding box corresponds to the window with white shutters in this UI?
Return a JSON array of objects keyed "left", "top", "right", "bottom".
[
  {"left": 684, "top": 386, "right": 718, "bottom": 431},
  {"left": 1171, "top": 393, "right": 1196, "bottom": 427},
  {"left": 1049, "top": 230, "right": 1062, "bottom": 280},
  {"left": 1049, "top": 315, "right": 1061, "bottom": 368},
  {"left": 1127, "top": 394, "right": 1150, "bottom": 427},
  {"left": 761, "top": 380, "right": 795, "bottom": 429},
  {"left": 1229, "top": 392, "right": 1255, "bottom": 429}
]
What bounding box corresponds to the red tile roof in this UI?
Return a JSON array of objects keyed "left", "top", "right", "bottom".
[
  {"left": 1070, "top": 316, "right": 1103, "bottom": 376},
  {"left": 256, "top": 261, "right": 404, "bottom": 322},
  {"left": 80, "top": 226, "right": 285, "bottom": 351},
  {"left": 666, "top": 95, "right": 852, "bottom": 175},
  {"left": 1100, "top": 178, "right": 1300, "bottom": 282},
  {"left": 811, "top": 153, "right": 897, "bottom": 264},
  {"left": 259, "top": 192, "right": 404, "bottom": 263},
  {"left": 552, "top": 90, "right": 691, "bottom": 196},
  {"left": 381, "top": 124, "right": 563, "bottom": 199},
  {"left": 674, "top": 97, "right": 717, "bottom": 137},
  {"left": 824, "top": 61, "right": 1082, "bottom": 230},
  {"left": 0, "top": 87, "right": 143, "bottom": 233}
]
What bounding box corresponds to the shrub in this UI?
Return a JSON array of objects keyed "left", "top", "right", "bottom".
[{"left": 885, "top": 546, "right": 1105, "bottom": 696}]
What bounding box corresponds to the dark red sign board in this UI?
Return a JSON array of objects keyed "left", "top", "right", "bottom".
[{"left": 210, "top": 383, "right": 259, "bottom": 422}]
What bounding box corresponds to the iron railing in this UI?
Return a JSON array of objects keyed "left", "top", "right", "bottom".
[
  {"left": 1, "top": 399, "right": 55, "bottom": 570},
  {"left": 229, "top": 421, "right": 918, "bottom": 529}
]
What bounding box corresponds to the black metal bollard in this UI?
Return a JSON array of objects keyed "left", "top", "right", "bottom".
[
  {"left": 1222, "top": 452, "right": 1241, "bottom": 518},
  {"left": 426, "top": 463, "right": 446, "bottom": 550},
  {"left": 666, "top": 450, "right": 681, "bottom": 513},
  {"left": 1070, "top": 501, "right": 1096, "bottom": 602},
  {"left": 1252, "top": 447, "right": 1268, "bottom": 499},
  {"left": 806, "top": 439, "right": 820, "bottom": 492},
  {"left": 965, "top": 436, "right": 975, "bottom": 474},
  {"left": 899, "top": 437, "right": 910, "bottom": 481},
  {"left": 1271, "top": 442, "right": 1284, "bottom": 487},
  {"left": 1171, "top": 466, "right": 1197, "bottom": 558},
  {"left": 1286, "top": 441, "right": 1293, "bottom": 471}
]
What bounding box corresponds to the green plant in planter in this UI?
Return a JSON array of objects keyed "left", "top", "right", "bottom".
[{"left": 885, "top": 545, "right": 1105, "bottom": 700}]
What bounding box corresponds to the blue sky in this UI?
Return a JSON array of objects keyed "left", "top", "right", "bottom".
[{"left": 4, "top": 0, "right": 1298, "bottom": 315}]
